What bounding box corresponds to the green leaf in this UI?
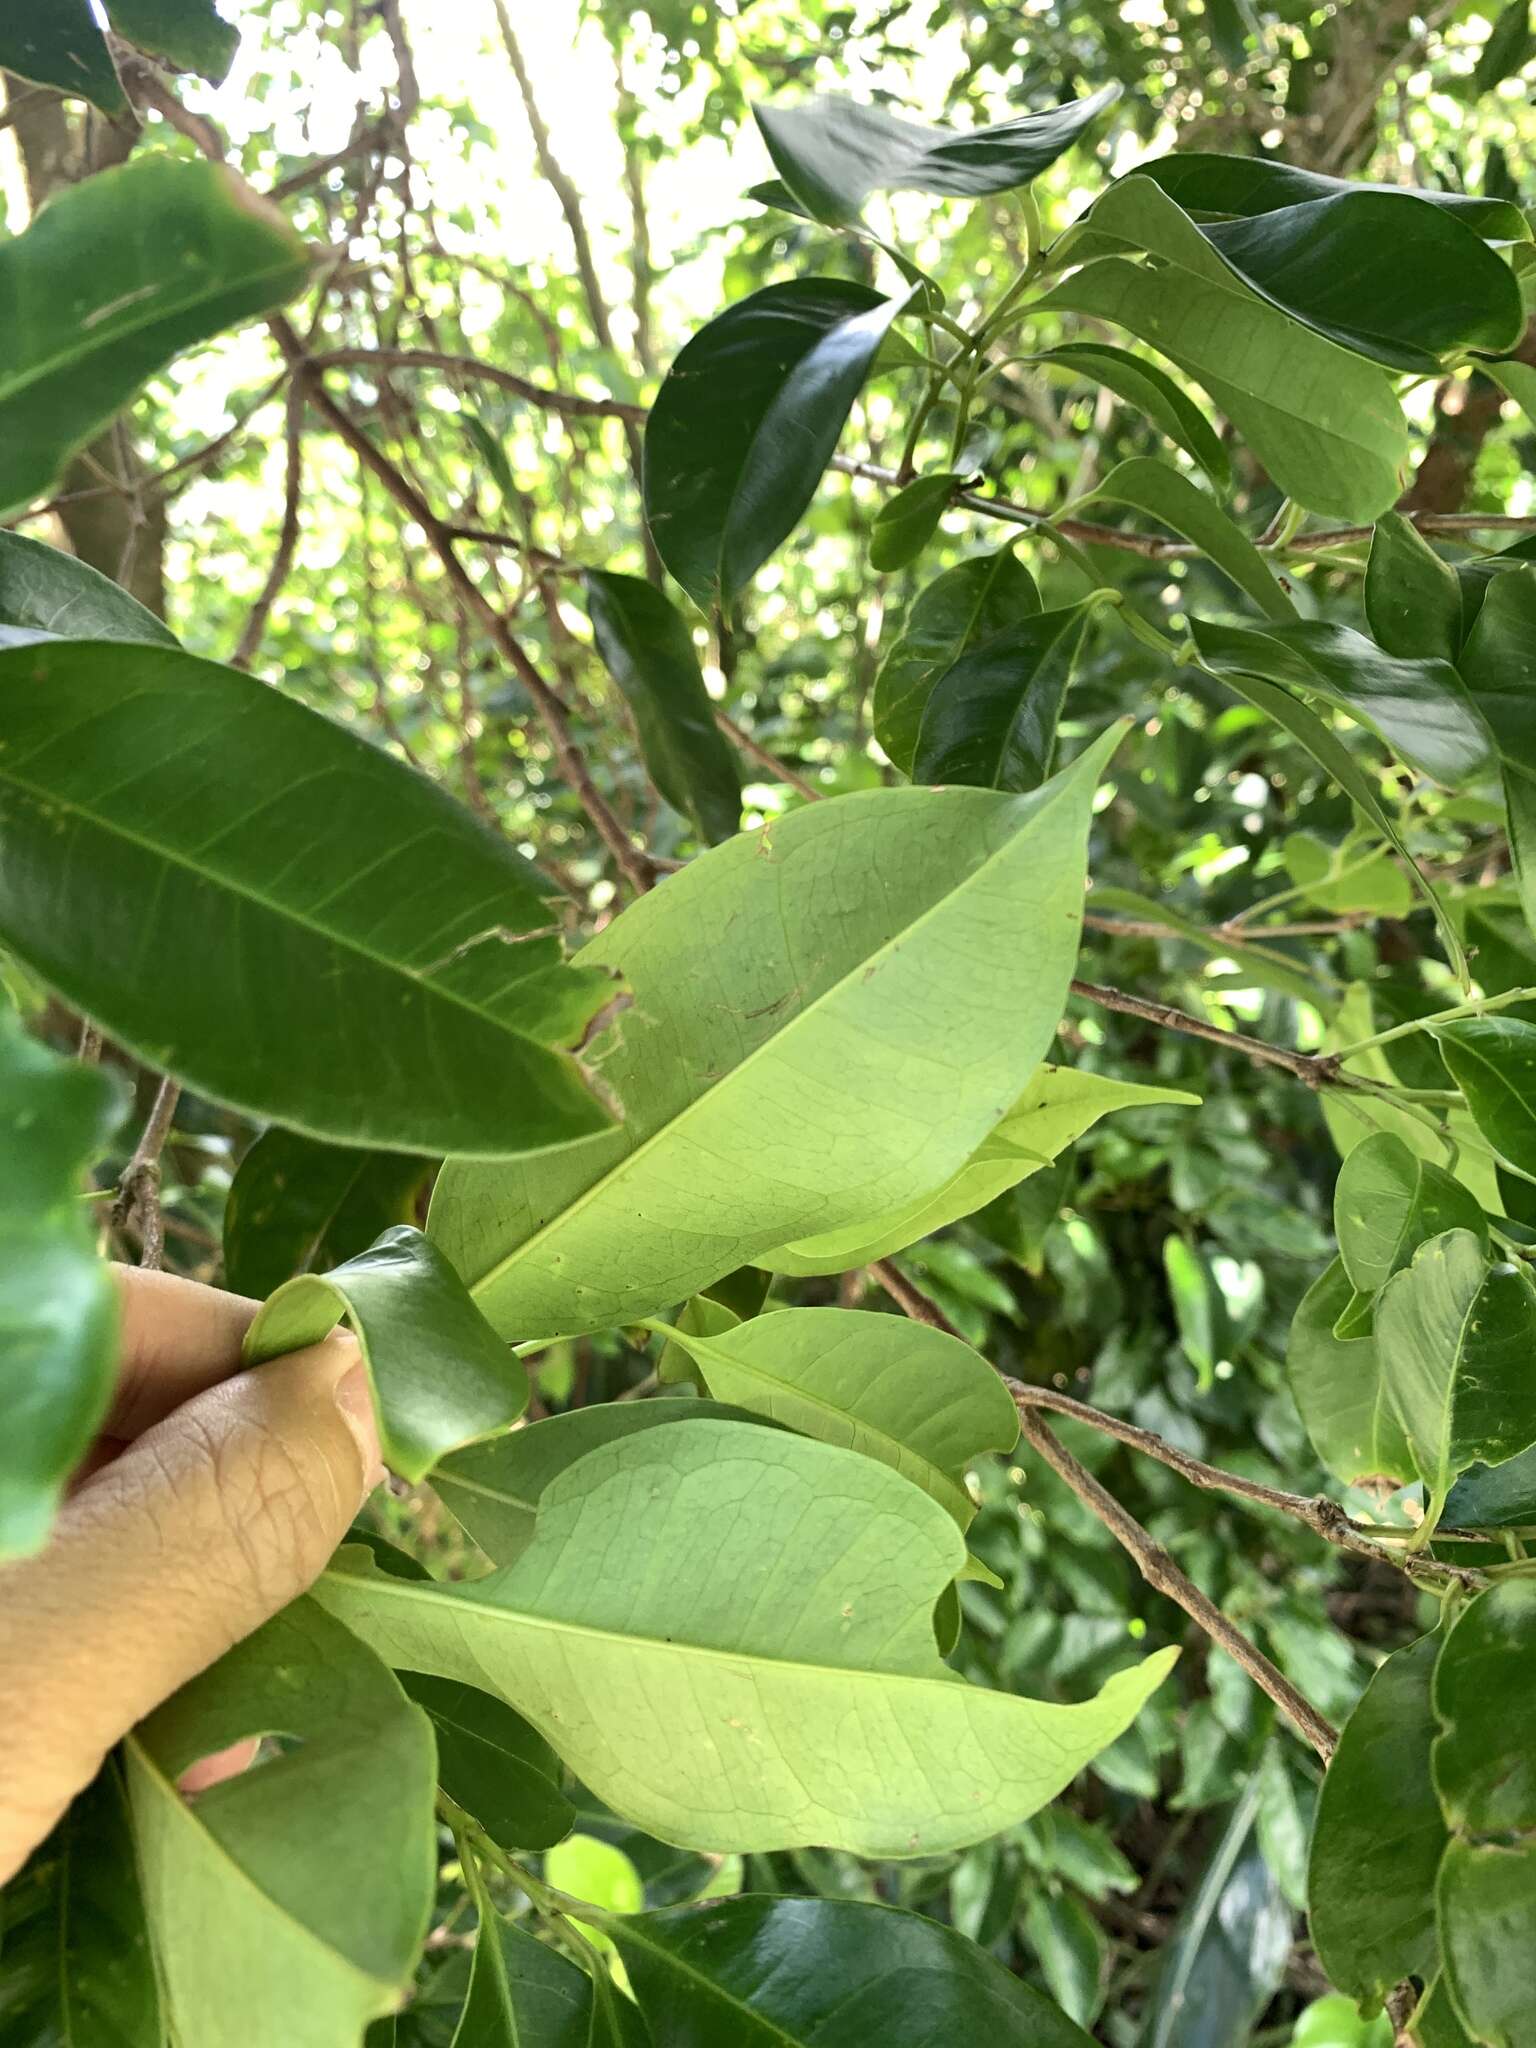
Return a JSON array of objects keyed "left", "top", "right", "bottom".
[
  {"left": 223, "top": 1129, "right": 430, "bottom": 1301},
  {"left": 1021, "top": 1890, "right": 1105, "bottom": 2026},
  {"left": 1189, "top": 617, "right": 1492, "bottom": 788},
  {"left": 0, "top": 530, "right": 177, "bottom": 646},
  {"left": 1163, "top": 1236, "right": 1225, "bottom": 1388},
  {"left": 761, "top": 1064, "right": 1199, "bottom": 1277},
  {"left": 1375, "top": 1228, "right": 1536, "bottom": 1514},
  {"left": 0, "top": 156, "right": 309, "bottom": 516},
  {"left": 399, "top": 1673, "right": 573, "bottom": 1852},
  {"left": 1032, "top": 343, "right": 1230, "bottom": 488},
  {"left": 1335, "top": 1132, "right": 1489, "bottom": 1295},
  {"left": 1074, "top": 457, "right": 1295, "bottom": 620},
  {"left": 105, "top": 0, "right": 239, "bottom": 83},
  {"left": 1365, "top": 513, "right": 1463, "bottom": 666},
  {"left": 595, "top": 1894, "right": 1099, "bottom": 2045},
  {"left": 643, "top": 278, "right": 908, "bottom": 611},
  {"left": 1286, "top": 1257, "right": 1413, "bottom": 1487},
  {"left": 0, "top": 0, "right": 126, "bottom": 112},
  {"left": 430, "top": 731, "right": 1123, "bottom": 1339},
  {"left": 870, "top": 473, "right": 961, "bottom": 572},
  {"left": 317, "top": 1422, "right": 1176, "bottom": 1856},
  {"left": 584, "top": 570, "right": 741, "bottom": 844},
  {"left": 873, "top": 545, "right": 1041, "bottom": 775},
  {"left": 0, "top": 638, "right": 616, "bottom": 1156},
  {"left": 126, "top": 1598, "right": 436, "bottom": 2047},
  {"left": 1432, "top": 1846, "right": 1536, "bottom": 2048},
  {"left": 911, "top": 605, "right": 1102, "bottom": 790},
  {"left": 752, "top": 84, "right": 1121, "bottom": 228},
  {"left": 450, "top": 1917, "right": 598, "bottom": 2048},
  {"left": 433, "top": 1399, "right": 753, "bottom": 1564},
  {"left": 1282, "top": 831, "right": 1411, "bottom": 917},
  {"left": 243, "top": 1225, "right": 526, "bottom": 1483},
  {"left": 650, "top": 1306, "right": 1018, "bottom": 1525},
  {"left": 0, "top": 1005, "right": 123, "bottom": 1558},
  {"left": 1473, "top": 0, "right": 1535, "bottom": 93},
  {"left": 1307, "top": 1630, "right": 1446, "bottom": 2006},
  {"left": 1456, "top": 569, "right": 1536, "bottom": 939},
  {"left": 1435, "top": 1017, "right": 1536, "bottom": 1176},
  {"left": 1134, "top": 154, "right": 1530, "bottom": 244},
  {"left": 1040, "top": 176, "right": 1409, "bottom": 519}
]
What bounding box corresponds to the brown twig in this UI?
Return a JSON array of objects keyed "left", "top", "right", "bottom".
[
  {"left": 303, "top": 347, "right": 644, "bottom": 425},
  {"left": 232, "top": 376, "right": 306, "bottom": 669},
  {"left": 111, "top": 1077, "right": 181, "bottom": 1272},
  {"left": 714, "top": 706, "right": 823, "bottom": 803},
  {"left": 1069, "top": 977, "right": 1342, "bottom": 1089},
  {"left": 868, "top": 1259, "right": 963, "bottom": 1337}
]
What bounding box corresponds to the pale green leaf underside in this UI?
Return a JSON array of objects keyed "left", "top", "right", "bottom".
[{"left": 318, "top": 1422, "right": 1175, "bottom": 1856}]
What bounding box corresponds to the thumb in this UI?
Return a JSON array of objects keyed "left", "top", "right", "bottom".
[{"left": 0, "top": 1336, "right": 384, "bottom": 1882}]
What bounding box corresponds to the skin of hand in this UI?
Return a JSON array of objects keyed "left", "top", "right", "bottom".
[{"left": 0, "top": 1265, "right": 385, "bottom": 1884}]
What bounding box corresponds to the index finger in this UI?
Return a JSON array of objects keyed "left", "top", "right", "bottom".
[{"left": 103, "top": 1266, "right": 260, "bottom": 1441}]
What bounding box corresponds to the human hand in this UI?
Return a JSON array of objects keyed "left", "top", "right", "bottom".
[{"left": 0, "top": 1265, "right": 384, "bottom": 1882}]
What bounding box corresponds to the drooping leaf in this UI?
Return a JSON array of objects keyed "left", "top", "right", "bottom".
[
  {"left": 398, "top": 1673, "right": 573, "bottom": 1852},
  {"left": 643, "top": 278, "right": 909, "bottom": 611},
  {"left": 650, "top": 1306, "right": 1018, "bottom": 1525},
  {"left": 911, "top": 605, "right": 1101, "bottom": 790},
  {"left": 1365, "top": 513, "right": 1463, "bottom": 666},
  {"left": 1286, "top": 1257, "right": 1413, "bottom": 1488},
  {"left": 316, "top": 1422, "right": 1176, "bottom": 1857},
  {"left": 584, "top": 570, "right": 741, "bottom": 844},
  {"left": 1133, "top": 154, "right": 1530, "bottom": 243},
  {"left": 0, "top": 156, "right": 309, "bottom": 515},
  {"left": 0, "top": 0, "right": 126, "bottom": 112},
  {"left": 752, "top": 84, "right": 1121, "bottom": 228},
  {"left": 1375, "top": 1228, "right": 1536, "bottom": 1518},
  {"left": 0, "top": 1004, "right": 123, "bottom": 1558},
  {"left": 450, "top": 1917, "right": 597, "bottom": 2048},
  {"left": 1334, "top": 1132, "right": 1488, "bottom": 1296},
  {"left": 430, "top": 731, "right": 1123, "bottom": 1339},
  {"left": 126, "top": 1598, "right": 436, "bottom": 2048},
  {"left": 105, "top": 0, "right": 239, "bottom": 83},
  {"left": 870, "top": 473, "right": 961, "bottom": 572},
  {"left": 1074, "top": 458, "right": 1294, "bottom": 620},
  {"left": 223, "top": 1129, "right": 430, "bottom": 1301},
  {"left": 764, "top": 1065, "right": 1198, "bottom": 1278},
  {"left": 0, "top": 530, "right": 178, "bottom": 646},
  {"left": 1434, "top": 1017, "right": 1536, "bottom": 1177},
  {"left": 1307, "top": 1630, "right": 1446, "bottom": 2006},
  {"left": 1032, "top": 343, "right": 1230, "bottom": 488},
  {"left": 873, "top": 545, "right": 1041, "bottom": 775},
  {"left": 594, "top": 1894, "right": 1099, "bottom": 2046},
  {"left": 242, "top": 1225, "right": 526, "bottom": 1483},
  {"left": 0, "top": 639, "right": 617, "bottom": 1156}
]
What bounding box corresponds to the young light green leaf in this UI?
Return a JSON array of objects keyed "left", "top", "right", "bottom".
[
  {"left": 910, "top": 604, "right": 1101, "bottom": 792},
  {"left": 0, "top": 1005, "right": 123, "bottom": 1558},
  {"left": 1365, "top": 513, "right": 1463, "bottom": 665},
  {"left": 1434, "top": 1017, "right": 1536, "bottom": 1176},
  {"left": 0, "top": 156, "right": 309, "bottom": 515},
  {"left": 126, "top": 1599, "right": 436, "bottom": 2048},
  {"left": 223, "top": 1129, "right": 430, "bottom": 1301},
  {"left": 1032, "top": 343, "right": 1230, "bottom": 489},
  {"left": 0, "top": 639, "right": 617, "bottom": 1157},
  {"left": 1281, "top": 830, "right": 1411, "bottom": 918},
  {"left": 1334, "top": 1132, "right": 1488, "bottom": 1296},
  {"left": 584, "top": 570, "right": 741, "bottom": 843},
  {"left": 643, "top": 278, "right": 909, "bottom": 611},
  {"left": 1308, "top": 1630, "right": 1446, "bottom": 2006},
  {"left": 753, "top": 84, "right": 1121, "bottom": 227},
  {"left": 452, "top": 1916, "right": 602, "bottom": 2047},
  {"left": 1133, "top": 153, "right": 1530, "bottom": 243},
  {"left": 873, "top": 544, "right": 1041, "bottom": 775},
  {"left": 317, "top": 1422, "right": 1176, "bottom": 1857},
  {"left": 0, "top": 530, "right": 178, "bottom": 645},
  {"left": 1163, "top": 1236, "right": 1225, "bottom": 1388},
  {"left": 1073, "top": 458, "right": 1294, "bottom": 620},
  {"left": 106, "top": 0, "right": 239, "bottom": 83},
  {"left": 0, "top": 0, "right": 126, "bottom": 112},
  {"left": 761, "top": 1064, "right": 1200, "bottom": 1277},
  {"left": 649, "top": 1306, "right": 1018, "bottom": 1525},
  {"left": 595, "top": 1894, "right": 1099, "bottom": 2047},
  {"left": 398, "top": 1673, "right": 573, "bottom": 1852},
  {"left": 656, "top": 1291, "right": 740, "bottom": 1386},
  {"left": 1286, "top": 1257, "right": 1413, "bottom": 1487},
  {"left": 431, "top": 731, "right": 1124, "bottom": 1339},
  {"left": 243, "top": 1225, "right": 527, "bottom": 1483},
  {"left": 870, "top": 473, "right": 961, "bottom": 572}
]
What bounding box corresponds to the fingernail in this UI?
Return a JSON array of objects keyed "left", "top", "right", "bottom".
[{"left": 333, "top": 1360, "right": 387, "bottom": 1497}]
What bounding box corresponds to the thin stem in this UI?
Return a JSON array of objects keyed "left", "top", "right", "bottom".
[
  {"left": 1069, "top": 977, "right": 1340, "bottom": 1089},
  {"left": 111, "top": 1076, "right": 181, "bottom": 1271},
  {"left": 868, "top": 1260, "right": 963, "bottom": 1338},
  {"left": 1332, "top": 982, "right": 1536, "bottom": 1061}
]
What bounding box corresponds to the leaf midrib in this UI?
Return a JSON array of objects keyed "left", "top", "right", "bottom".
[{"left": 602, "top": 1921, "right": 803, "bottom": 2046}]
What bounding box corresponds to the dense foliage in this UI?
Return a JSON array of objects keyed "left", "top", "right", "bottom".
[{"left": 6, "top": 1, "right": 1536, "bottom": 2043}]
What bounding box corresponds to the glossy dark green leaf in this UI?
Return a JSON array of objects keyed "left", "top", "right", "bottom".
[
  {"left": 595, "top": 1893, "right": 1099, "bottom": 2045},
  {"left": 0, "top": 531, "right": 177, "bottom": 646},
  {"left": 1134, "top": 155, "right": 1530, "bottom": 243},
  {"left": 873, "top": 545, "right": 1040, "bottom": 774},
  {"left": 1034, "top": 343, "right": 1230, "bottom": 487},
  {"left": 1473, "top": 0, "right": 1534, "bottom": 93},
  {"left": 1365, "top": 514, "right": 1463, "bottom": 666},
  {"left": 870, "top": 474, "right": 961, "bottom": 572},
  {"left": 106, "top": 0, "right": 239, "bottom": 83},
  {"left": 1433, "top": 1847, "right": 1536, "bottom": 2048},
  {"left": 243, "top": 1225, "right": 527, "bottom": 1483},
  {"left": 398, "top": 1674, "right": 573, "bottom": 1852},
  {"left": 223, "top": 1129, "right": 430, "bottom": 1301},
  {"left": 1021, "top": 1889, "right": 1104, "bottom": 2026},
  {"left": 0, "top": 1005, "right": 123, "bottom": 1558},
  {"left": 1287, "top": 1257, "right": 1412, "bottom": 1489},
  {"left": 0, "top": 156, "right": 309, "bottom": 515},
  {"left": 585, "top": 570, "right": 740, "bottom": 842},
  {"left": 1335, "top": 1132, "right": 1488, "bottom": 1296},
  {"left": 1076, "top": 458, "right": 1294, "bottom": 619},
  {"left": 753, "top": 84, "right": 1121, "bottom": 228},
  {"left": 0, "top": 1759, "right": 162, "bottom": 2047},
  {"left": 0, "top": 639, "right": 616, "bottom": 1156},
  {"left": 644, "top": 278, "right": 907, "bottom": 611},
  {"left": 1445, "top": 1440, "right": 1536, "bottom": 1528},
  {"left": 0, "top": 0, "right": 126, "bottom": 112},
  {"left": 911, "top": 603, "right": 1099, "bottom": 791},
  {"left": 1189, "top": 617, "right": 1492, "bottom": 788},
  {"left": 1308, "top": 1630, "right": 1446, "bottom": 2005},
  {"left": 451, "top": 1916, "right": 599, "bottom": 2047},
  {"left": 1456, "top": 569, "right": 1536, "bottom": 936},
  {"left": 1435, "top": 1018, "right": 1536, "bottom": 1176}
]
